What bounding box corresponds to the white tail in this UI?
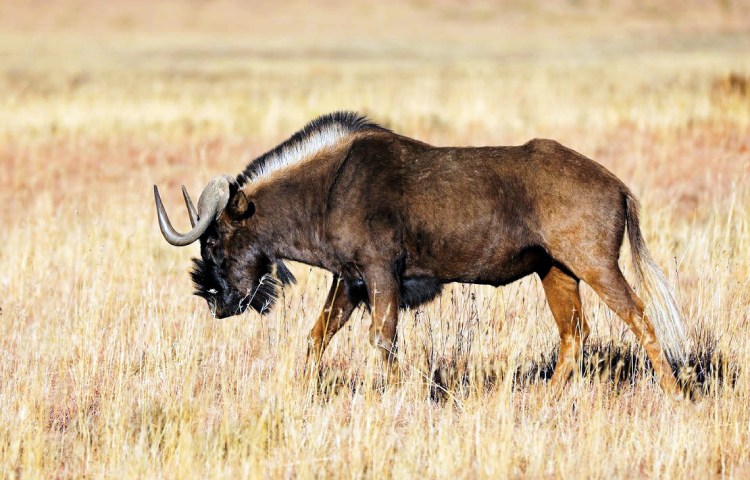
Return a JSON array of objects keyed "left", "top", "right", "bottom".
[{"left": 625, "top": 193, "right": 688, "bottom": 364}]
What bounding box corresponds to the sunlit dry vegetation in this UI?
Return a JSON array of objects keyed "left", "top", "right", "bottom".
[{"left": 1, "top": 1, "right": 749, "bottom": 477}]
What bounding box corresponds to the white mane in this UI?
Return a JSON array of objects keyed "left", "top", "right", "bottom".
[
  {"left": 249, "top": 123, "right": 352, "bottom": 181},
  {"left": 237, "top": 112, "right": 384, "bottom": 186}
]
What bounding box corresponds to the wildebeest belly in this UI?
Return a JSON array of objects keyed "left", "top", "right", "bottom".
[
  {"left": 391, "top": 245, "right": 549, "bottom": 310},
  {"left": 403, "top": 195, "right": 548, "bottom": 285},
  {"left": 343, "top": 275, "right": 443, "bottom": 310},
  {"left": 405, "top": 243, "right": 550, "bottom": 288}
]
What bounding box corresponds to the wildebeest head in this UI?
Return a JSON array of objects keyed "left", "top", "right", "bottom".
[{"left": 154, "top": 176, "right": 294, "bottom": 318}]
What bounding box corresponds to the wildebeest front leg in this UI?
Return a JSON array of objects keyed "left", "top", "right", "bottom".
[
  {"left": 307, "top": 275, "right": 356, "bottom": 368},
  {"left": 365, "top": 268, "right": 401, "bottom": 383}
]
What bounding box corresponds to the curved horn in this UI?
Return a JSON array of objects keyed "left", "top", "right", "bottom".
[
  {"left": 182, "top": 185, "right": 198, "bottom": 227},
  {"left": 154, "top": 176, "right": 232, "bottom": 247}
]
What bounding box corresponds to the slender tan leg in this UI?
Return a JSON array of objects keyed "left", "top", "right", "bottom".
[
  {"left": 584, "top": 265, "right": 681, "bottom": 395},
  {"left": 364, "top": 269, "right": 401, "bottom": 383},
  {"left": 541, "top": 266, "right": 589, "bottom": 394},
  {"left": 306, "top": 276, "right": 356, "bottom": 367}
]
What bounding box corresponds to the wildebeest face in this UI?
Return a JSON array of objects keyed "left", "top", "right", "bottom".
[
  {"left": 189, "top": 224, "right": 269, "bottom": 318},
  {"left": 154, "top": 177, "right": 295, "bottom": 319},
  {"left": 190, "top": 213, "right": 294, "bottom": 319}
]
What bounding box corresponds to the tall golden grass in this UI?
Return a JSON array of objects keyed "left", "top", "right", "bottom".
[{"left": 1, "top": 2, "right": 749, "bottom": 477}]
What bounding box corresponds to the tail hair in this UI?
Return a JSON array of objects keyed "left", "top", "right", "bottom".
[{"left": 625, "top": 192, "right": 688, "bottom": 364}]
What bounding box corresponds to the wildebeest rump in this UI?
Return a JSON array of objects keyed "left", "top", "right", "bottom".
[{"left": 154, "top": 112, "right": 687, "bottom": 395}]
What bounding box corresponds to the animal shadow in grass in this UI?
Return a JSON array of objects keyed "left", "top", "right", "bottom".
[
  {"left": 429, "top": 334, "right": 738, "bottom": 403},
  {"left": 305, "top": 333, "right": 737, "bottom": 402}
]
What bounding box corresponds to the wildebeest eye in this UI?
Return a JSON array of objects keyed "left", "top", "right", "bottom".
[{"left": 206, "top": 238, "right": 217, "bottom": 248}]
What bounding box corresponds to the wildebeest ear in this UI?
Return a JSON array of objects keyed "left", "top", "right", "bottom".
[{"left": 228, "top": 190, "right": 255, "bottom": 220}]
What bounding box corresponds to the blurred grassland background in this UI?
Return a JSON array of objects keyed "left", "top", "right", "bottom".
[{"left": 1, "top": 0, "right": 750, "bottom": 478}]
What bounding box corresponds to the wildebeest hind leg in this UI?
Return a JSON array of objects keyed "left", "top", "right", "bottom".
[
  {"left": 582, "top": 265, "right": 681, "bottom": 396},
  {"left": 540, "top": 265, "right": 589, "bottom": 394}
]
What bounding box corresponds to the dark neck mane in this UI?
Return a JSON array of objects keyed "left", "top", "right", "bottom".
[{"left": 236, "top": 111, "right": 387, "bottom": 187}]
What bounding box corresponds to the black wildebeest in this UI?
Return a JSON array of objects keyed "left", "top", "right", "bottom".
[{"left": 154, "top": 112, "right": 687, "bottom": 395}]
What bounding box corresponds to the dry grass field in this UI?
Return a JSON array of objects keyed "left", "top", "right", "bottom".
[{"left": 1, "top": 1, "right": 750, "bottom": 478}]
